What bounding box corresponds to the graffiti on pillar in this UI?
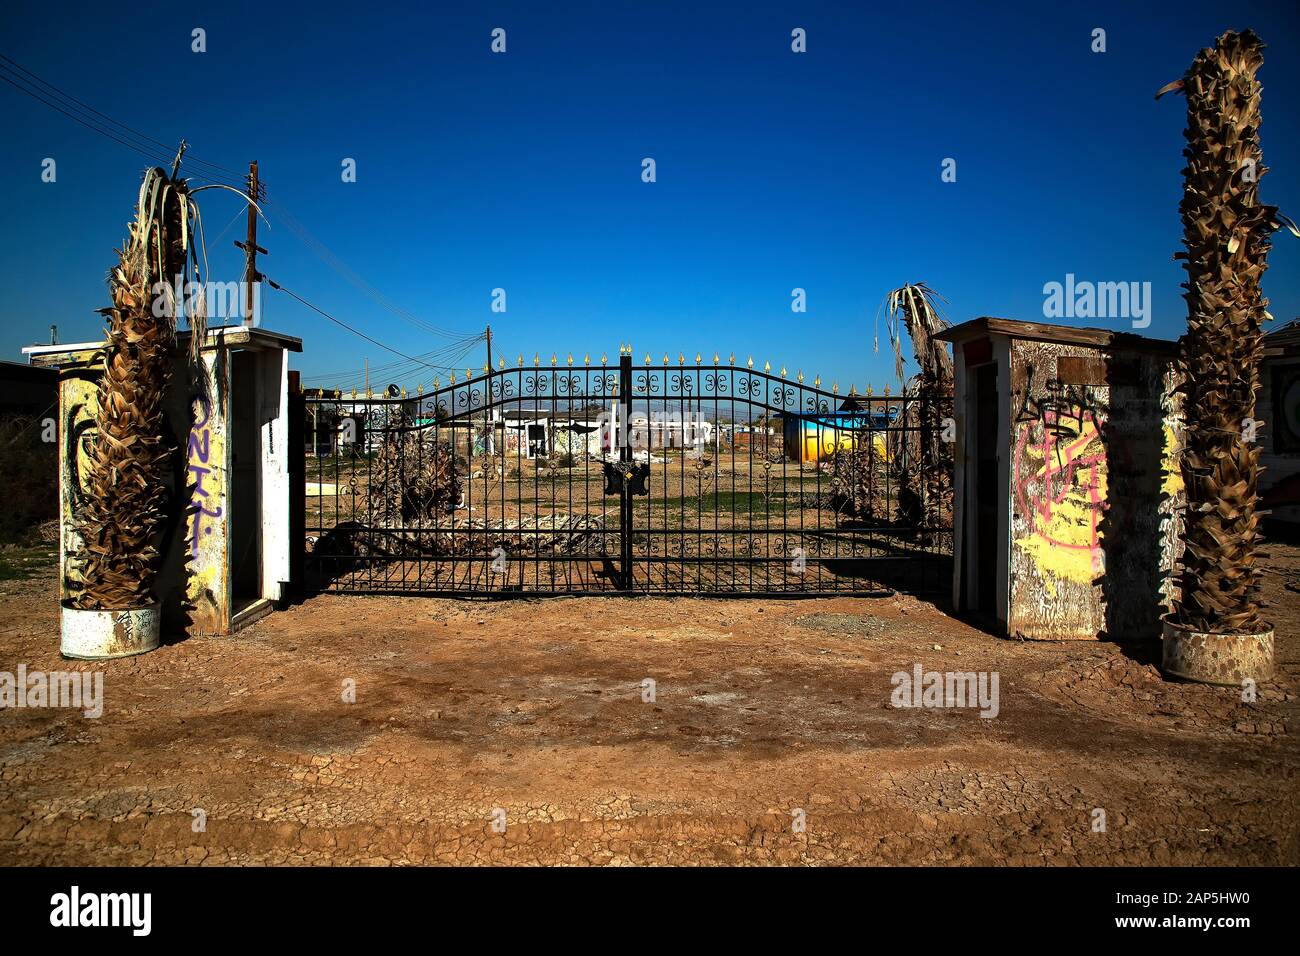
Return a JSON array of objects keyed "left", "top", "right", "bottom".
[
  {"left": 1013, "top": 383, "right": 1108, "bottom": 594},
  {"left": 188, "top": 396, "right": 223, "bottom": 557}
]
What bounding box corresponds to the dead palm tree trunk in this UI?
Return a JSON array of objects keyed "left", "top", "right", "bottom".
[
  {"left": 1164, "top": 30, "right": 1278, "bottom": 634},
  {"left": 70, "top": 169, "right": 195, "bottom": 610},
  {"left": 882, "top": 283, "right": 954, "bottom": 535}
]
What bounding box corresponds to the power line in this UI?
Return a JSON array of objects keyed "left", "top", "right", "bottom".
[
  {"left": 0, "top": 70, "right": 177, "bottom": 169},
  {"left": 265, "top": 198, "right": 479, "bottom": 340},
  {"left": 302, "top": 340, "right": 485, "bottom": 391},
  {"left": 267, "top": 277, "right": 484, "bottom": 377},
  {"left": 0, "top": 54, "right": 246, "bottom": 183},
  {"left": 0, "top": 66, "right": 245, "bottom": 190},
  {"left": 303, "top": 340, "right": 483, "bottom": 393},
  {"left": 2, "top": 53, "right": 493, "bottom": 364},
  {"left": 304, "top": 339, "right": 484, "bottom": 382}
]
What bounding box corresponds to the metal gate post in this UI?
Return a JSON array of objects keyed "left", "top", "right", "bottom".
[{"left": 618, "top": 349, "right": 633, "bottom": 590}]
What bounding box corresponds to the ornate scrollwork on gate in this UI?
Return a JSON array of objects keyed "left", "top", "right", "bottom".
[{"left": 302, "top": 351, "right": 951, "bottom": 598}]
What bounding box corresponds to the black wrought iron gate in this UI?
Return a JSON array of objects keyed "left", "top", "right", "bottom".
[{"left": 302, "top": 349, "right": 951, "bottom": 596}]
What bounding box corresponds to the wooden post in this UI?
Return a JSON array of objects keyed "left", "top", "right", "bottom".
[{"left": 239, "top": 161, "right": 266, "bottom": 328}]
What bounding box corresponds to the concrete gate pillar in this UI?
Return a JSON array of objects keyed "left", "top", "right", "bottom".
[{"left": 25, "top": 326, "right": 303, "bottom": 639}]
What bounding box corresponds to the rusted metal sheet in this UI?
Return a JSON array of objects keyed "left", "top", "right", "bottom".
[
  {"left": 1008, "top": 339, "right": 1183, "bottom": 641},
  {"left": 1055, "top": 355, "right": 1107, "bottom": 386}
]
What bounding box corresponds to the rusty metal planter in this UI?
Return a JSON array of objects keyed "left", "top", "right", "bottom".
[{"left": 1161, "top": 617, "right": 1274, "bottom": 685}]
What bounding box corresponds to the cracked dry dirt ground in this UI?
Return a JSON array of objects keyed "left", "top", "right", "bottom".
[{"left": 1, "top": 546, "right": 1298, "bottom": 866}]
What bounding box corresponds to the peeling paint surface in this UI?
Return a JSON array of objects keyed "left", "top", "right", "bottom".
[
  {"left": 1013, "top": 406, "right": 1107, "bottom": 594},
  {"left": 1008, "top": 340, "right": 1183, "bottom": 641},
  {"left": 184, "top": 353, "right": 229, "bottom": 636}
]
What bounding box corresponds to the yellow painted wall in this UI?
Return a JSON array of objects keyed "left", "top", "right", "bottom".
[{"left": 56, "top": 347, "right": 231, "bottom": 635}]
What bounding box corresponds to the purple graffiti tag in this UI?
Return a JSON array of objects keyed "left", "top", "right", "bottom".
[{"left": 188, "top": 397, "right": 221, "bottom": 556}]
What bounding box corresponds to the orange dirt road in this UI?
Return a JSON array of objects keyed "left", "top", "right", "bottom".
[{"left": 1, "top": 549, "right": 1297, "bottom": 865}]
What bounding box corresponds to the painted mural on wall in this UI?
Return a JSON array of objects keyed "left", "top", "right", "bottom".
[
  {"left": 58, "top": 366, "right": 103, "bottom": 601},
  {"left": 1012, "top": 378, "right": 1109, "bottom": 595},
  {"left": 55, "top": 347, "right": 231, "bottom": 634},
  {"left": 1008, "top": 341, "right": 1184, "bottom": 641}
]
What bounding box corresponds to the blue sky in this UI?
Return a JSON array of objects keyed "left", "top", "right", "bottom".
[{"left": 2, "top": 0, "right": 1298, "bottom": 392}]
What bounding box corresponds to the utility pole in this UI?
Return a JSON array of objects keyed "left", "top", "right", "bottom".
[
  {"left": 235, "top": 161, "right": 267, "bottom": 328},
  {"left": 364, "top": 357, "right": 369, "bottom": 396},
  {"left": 49, "top": 324, "right": 57, "bottom": 346},
  {"left": 170, "top": 140, "right": 188, "bottom": 179},
  {"left": 486, "top": 324, "right": 493, "bottom": 373}
]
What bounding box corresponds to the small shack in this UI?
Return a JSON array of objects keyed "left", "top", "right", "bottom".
[
  {"left": 0, "top": 360, "right": 57, "bottom": 416},
  {"left": 25, "top": 326, "right": 302, "bottom": 637},
  {"left": 936, "top": 318, "right": 1184, "bottom": 641},
  {"left": 1260, "top": 319, "right": 1300, "bottom": 526}
]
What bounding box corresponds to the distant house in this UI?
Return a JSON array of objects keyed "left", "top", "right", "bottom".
[
  {"left": 498, "top": 406, "right": 719, "bottom": 459},
  {"left": 782, "top": 395, "right": 897, "bottom": 463},
  {"left": 1261, "top": 319, "right": 1300, "bottom": 525},
  {"left": 501, "top": 408, "right": 607, "bottom": 459}
]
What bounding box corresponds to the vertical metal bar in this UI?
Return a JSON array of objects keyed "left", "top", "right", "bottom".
[{"left": 619, "top": 351, "right": 633, "bottom": 591}]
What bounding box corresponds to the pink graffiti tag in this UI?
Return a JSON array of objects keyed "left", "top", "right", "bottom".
[
  {"left": 188, "top": 398, "right": 223, "bottom": 557},
  {"left": 1014, "top": 407, "right": 1106, "bottom": 553}
]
